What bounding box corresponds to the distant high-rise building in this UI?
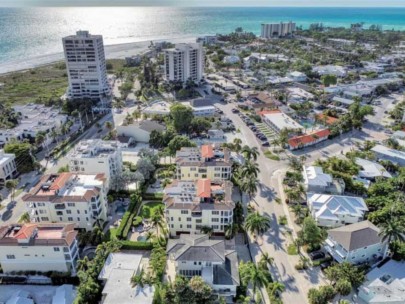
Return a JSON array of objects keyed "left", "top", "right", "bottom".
[
  {"left": 261, "top": 22, "right": 296, "bottom": 38},
  {"left": 164, "top": 43, "right": 204, "bottom": 84},
  {"left": 62, "top": 30, "right": 111, "bottom": 100}
]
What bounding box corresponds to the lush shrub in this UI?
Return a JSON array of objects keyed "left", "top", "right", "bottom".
[
  {"left": 133, "top": 216, "right": 143, "bottom": 226},
  {"left": 121, "top": 240, "right": 153, "bottom": 250},
  {"left": 116, "top": 211, "right": 131, "bottom": 240}
]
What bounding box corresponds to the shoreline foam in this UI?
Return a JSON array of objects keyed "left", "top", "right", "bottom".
[{"left": 0, "top": 35, "right": 198, "bottom": 75}]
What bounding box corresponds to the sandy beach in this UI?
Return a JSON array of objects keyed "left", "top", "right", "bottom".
[{"left": 0, "top": 36, "right": 197, "bottom": 75}]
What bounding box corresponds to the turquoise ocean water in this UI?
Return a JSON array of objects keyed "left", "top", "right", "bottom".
[{"left": 1, "top": 7, "right": 405, "bottom": 64}]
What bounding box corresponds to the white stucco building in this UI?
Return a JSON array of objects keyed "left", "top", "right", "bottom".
[
  {"left": 167, "top": 234, "right": 239, "bottom": 300},
  {"left": 303, "top": 166, "right": 344, "bottom": 195},
  {"left": 261, "top": 22, "right": 296, "bottom": 38},
  {"left": 164, "top": 43, "right": 204, "bottom": 84},
  {"left": 63, "top": 30, "right": 111, "bottom": 100},
  {"left": 324, "top": 221, "right": 388, "bottom": 265},
  {"left": 164, "top": 179, "right": 234, "bottom": 237},
  {"left": 0, "top": 150, "right": 17, "bottom": 189},
  {"left": 116, "top": 120, "right": 165, "bottom": 143},
  {"left": 67, "top": 139, "right": 123, "bottom": 189},
  {"left": 0, "top": 104, "right": 68, "bottom": 148},
  {"left": 23, "top": 173, "right": 108, "bottom": 231},
  {"left": 307, "top": 193, "right": 368, "bottom": 228},
  {"left": 0, "top": 223, "right": 79, "bottom": 274}
]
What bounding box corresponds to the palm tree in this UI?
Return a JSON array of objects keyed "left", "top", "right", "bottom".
[
  {"left": 379, "top": 219, "right": 405, "bottom": 243},
  {"left": 244, "top": 212, "right": 271, "bottom": 243},
  {"left": 76, "top": 256, "right": 89, "bottom": 272},
  {"left": 233, "top": 138, "right": 242, "bottom": 153},
  {"left": 224, "top": 223, "right": 239, "bottom": 240},
  {"left": 267, "top": 281, "right": 286, "bottom": 298},
  {"left": 291, "top": 204, "right": 307, "bottom": 224},
  {"left": 150, "top": 213, "right": 165, "bottom": 237},
  {"left": 19, "top": 212, "right": 31, "bottom": 224},
  {"left": 240, "top": 261, "right": 269, "bottom": 294},
  {"left": 241, "top": 146, "right": 259, "bottom": 161},
  {"left": 105, "top": 121, "right": 113, "bottom": 130},
  {"left": 5, "top": 179, "right": 18, "bottom": 202},
  {"left": 259, "top": 252, "right": 274, "bottom": 269},
  {"left": 240, "top": 177, "right": 260, "bottom": 202},
  {"left": 240, "top": 161, "right": 260, "bottom": 178},
  {"left": 200, "top": 226, "right": 213, "bottom": 238}
]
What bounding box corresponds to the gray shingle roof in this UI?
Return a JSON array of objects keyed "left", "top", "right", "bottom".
[{"left": 328, "top": 221, "right": 383, "bottom": 251}]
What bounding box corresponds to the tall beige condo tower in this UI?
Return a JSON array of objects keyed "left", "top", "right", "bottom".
[{"left": 63, "top": 30, "right": 111, "bottom": 100}]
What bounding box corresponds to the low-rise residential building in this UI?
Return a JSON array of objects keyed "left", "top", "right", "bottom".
[
  {"left": 303, "top": 166, "right": 344, "bottom": 195},
  {"left": 288, "top": 129, "right": 330, "bottom": 150},
  {"left": 391, "top": 130, "right": 405, "bottom": 147},
  {"left": 176, "top": 145, "right": 231, "bottom": 181},
  {"left": 0, "top": 150, "right": 17, "bottom": 189},
  {"left": 116, "top": 120, "right": 165, "bottom": 143},
  {"left": 324, "top": 221, "right": 388, "bottom": 264},
  {"left": 0, "top": 104, "right": 68, "bottom": 147},
  {"left": 142, "top": 101, "right": 171, "bottom": 116},
  {"left": 189, "top": 99, "right": 216, "bottom": 117},
  {"left": 287, "top": 87, "right": 314, "bottom": 103},
  {"left": 332, "top": 96, "right": 355, "bottom": 108},
  {"left": 164, "top": 179, "right": 234, "bottom": 236},
  {"left": 0, "top": 223, "right": 79, "bottom": 274},
  {"left": 67, "top": 139, "right": 123, "bottom": 189},
  {"left": 223, "top": 55, "right": 240, "bottom": 65},
  {"left": 313, "top": 65, "right": 347, "bottom": 77},
  {"left": 261, "top": 110, "right": 304, "bottom": 133},
  {"left": 167, "top": 234, "right": 239, "bottom": 300},
  {"left": 196, "top": 35, "right": 218, "bottom": 45},
  {"left": 372, "top": 144, "right": 405, "bottom": 166},
  {"left": 23, "top": 173, "right": 108, "bottom": 231},
  {"left": 355, "top": 158, "right": 392, "bottom": 181},
  {"left": 307, "top": 193, "right": 368, "bottom": 228},
  {"left": 98, "top": 253, "right": 154, "bottom": 304},
  {"left": 358, "top": 260, "right": 405, "bottom": 304},
  {"left": 287, "top": 71, "right": 307, "bottom": 82}
]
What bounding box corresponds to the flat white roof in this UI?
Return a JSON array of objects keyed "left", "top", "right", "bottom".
[
  {"left": 99, "top": 253, "right": 153, "bottom": 304},
  {"left": 263, "top": 112, "right": 303, "bottom": 130},
  {"left": 59, "top": 174, "right": 104, "bottom": 197}
]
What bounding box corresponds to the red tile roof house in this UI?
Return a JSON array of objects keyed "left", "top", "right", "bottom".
[{"left": 288, "top": 129, "right": 331, "bottom": 150}]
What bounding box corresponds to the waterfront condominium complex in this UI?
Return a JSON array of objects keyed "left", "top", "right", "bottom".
[
  {"left": 261, "top": 22, "right": 296, "bottom": 38},
  {"left": 0, "top": 149, "right": 17, "bottom": 189},
  {"left": 175, "top": 145, "right": 232, "bottom": 181},
  {"left": 0, "top": 223, "right": 79, "bottom": 274},
  {"left": 164, "top": 179, "right": 234, "bottom": 237},
  {"left": 23, "top": 173, "right": 108, "bottom": 231},
  {"left": 67, "top": 139, "right": 123, "bottom": 189},
  {"left": 164, "top": 43, "right": 204, "bottom": 84},
  {"left": 62, "top": 30, "right": 111, "bottom": 100}
]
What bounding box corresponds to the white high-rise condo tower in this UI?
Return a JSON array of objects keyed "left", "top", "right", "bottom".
[
  {"left": 261, "top": 22, "right": 296, "bottom": 38},
  {"left": 164, "top": 43, "right": 204, "bottom": 84},
  {"left": 62, "top": 30, "right": 111, "bottom": 100}
]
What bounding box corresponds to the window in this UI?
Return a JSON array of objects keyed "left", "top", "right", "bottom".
[
  {"left": 187, "top": 224, "right": 192, "bottom": 228},
  {"left": 53, "top": 247, "right": 60, "bottom": 252},
  {"left": 66, "top": 210, "right": 72, "bottom": 214},
  {"left": 68, "top": 217, "right": 73, "bottom": 221},
  {"left": 6, "top": 255, "right": 15, "bottom": 259},
  {"left": 56, "top": 211, "right": 63, "bottom": 216},
  {"left": 180, "top": 224, "right": 183, "bottom": 228},
  {"left": 77, "top": 217, "right": 80, "bottom": 221},
  {"left": 40, "top": 217, "right": 49, "bottom": 221},
  {"left": 181, "top": 210, "right": 188, "bottom": 214},
  {"left": 212, "top": 218, "right": 219, "bottom": 222},
  {"left": 212, "top": 225, "right": 219, "bottom": 229},
  {"left": 187, "top": 217, "right": 191, "bottom": 222},
  {"left": 212, "top": 211, "right": 219, "bottom": 215},
  {"left": 178, "top": 217, "right": 181, "bottom": 221},
  {"left": 38, "top": 203, "right": 45, "bottom": 207},
  {"left": 77, "top": 210, "right": 80, "bottom": 214},
  {"left": 67, "top": 203, "right": 75, "bottom": 207},
  {"left": 171, "top": 224, "right": 174, "bottom": 228}
]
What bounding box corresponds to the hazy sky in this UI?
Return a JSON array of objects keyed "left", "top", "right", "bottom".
[{"left": 2, "top": 0, "right": 405, "bottom": 6}]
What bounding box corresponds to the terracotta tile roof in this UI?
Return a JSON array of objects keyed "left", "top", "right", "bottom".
[
  {"left": 201, "top": 145, "right": 214, "bottom": 158},
  {"left": 288, "top": 129, "right": 330, "bottom": 148},
  {"left": 13, "top": 224, "right": 37, "bottom": 239},
  {"left": 197, "top": 179, "right": 211, "bottom": 198},
  {"left": 316, "top": 114, "right": 339, "bottom": 125},
  {"left": 259, "top": 109, "right": 281, "bottom": 116},
  {"left": 50, "top": 173, "right": 72, "bottom": 190}
]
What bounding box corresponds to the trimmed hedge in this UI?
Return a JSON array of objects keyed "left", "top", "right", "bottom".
[
  {"left": 116, "top": 193, "right": 143, "bottom": 240},
  {"left": 142, "top": 193, "right": 163, "bottom": 200},
  {"left": 121, "top": 240, "right": 153, "bottom": 250}
]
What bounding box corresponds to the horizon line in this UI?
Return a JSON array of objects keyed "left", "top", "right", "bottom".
[{"left": 2, "top": 5, "right": 405, "bottom": 8}]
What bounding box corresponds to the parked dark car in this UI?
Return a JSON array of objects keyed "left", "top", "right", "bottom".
[
  {"left": 262, "top": 141, "right": 270, "bottom": 147},
  {"left": 231, "top": 108, "right": 240, "bottom": 113},
  {"left": 260, "top": 137, "right": 268, "bottom": 142},
  {"left": 320, "top": 261, "right": 332, "bottom": 271},
  {"left": 309, "top": 251, "right": 325, "bottom": 261}
]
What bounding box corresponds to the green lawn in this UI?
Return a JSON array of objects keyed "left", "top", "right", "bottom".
[
  {"left": 287, "top": 244, "right": 298, "bottom": 255},
  {"left": 140, "top": 202, "right": 164, "bottom": 219},
  {"left": 264, "top": 151, "right": 280, "bottom": 161}
]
